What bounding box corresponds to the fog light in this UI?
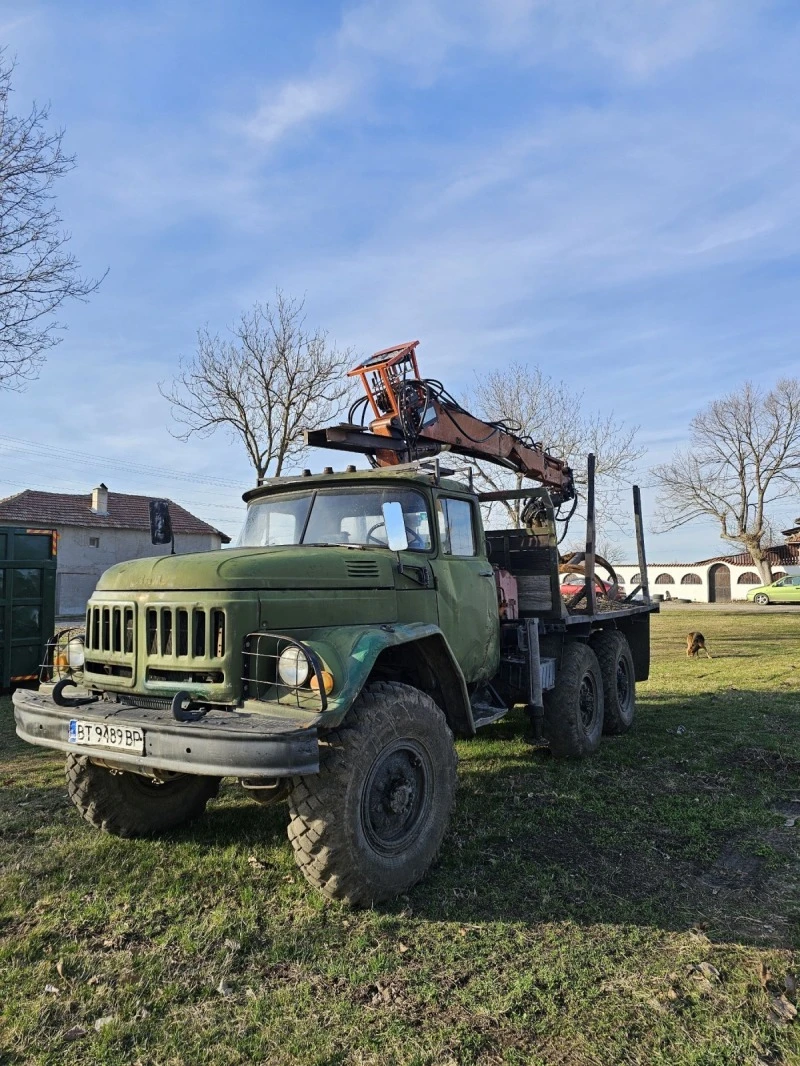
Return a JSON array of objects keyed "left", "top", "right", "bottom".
[
  {"left": 310, "top": 670, "right": 334, "bottom": 695},
  {"left": 278, "top": 645, "right": 310, "bottom": 687}
]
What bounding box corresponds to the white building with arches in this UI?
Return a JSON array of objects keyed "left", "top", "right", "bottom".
[{"left": 615, "top": 544, "right": 800, "bottom": 603}]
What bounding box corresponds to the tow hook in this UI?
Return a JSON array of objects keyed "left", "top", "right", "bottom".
[
  {"left": 52, "top": 678, "right": 99, "bottom": 708},
  {"left": 171, "top": 690, "right": 210, "bottom": 723}
]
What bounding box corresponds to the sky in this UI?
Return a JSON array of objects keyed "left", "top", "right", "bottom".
[{"left": 1, "top": 0, "right": 800, "bottom": 561}]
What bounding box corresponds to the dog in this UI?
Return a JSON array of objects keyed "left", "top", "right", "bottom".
[{"left": 686, "top": 631, "right": 712, "bottom": 659}]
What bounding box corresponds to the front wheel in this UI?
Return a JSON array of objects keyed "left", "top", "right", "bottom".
[
  {"left": 754, "top": 593, "right": 770, "bottom": 606},
  {"left": 66, "top": 755, "right": 219, "bottom": 837},
  {"left": 543, "top": 641, "right": 605, "bottom": 757},
  {"left": 286, "top": 682, "right": 457, "bottom": 906}
]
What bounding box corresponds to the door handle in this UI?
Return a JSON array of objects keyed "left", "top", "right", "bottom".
[{"left": 479, "top": 570, "right": 494, "bottom": 577}]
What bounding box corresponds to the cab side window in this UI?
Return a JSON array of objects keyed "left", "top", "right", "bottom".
[{"left": 438, "top": 497, "right": 476, "bottom": 556}]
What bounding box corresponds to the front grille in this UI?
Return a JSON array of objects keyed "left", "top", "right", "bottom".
[
  {"left": 145, "top": 607, "right": 225, "bottom": 660},
  {"left": 84, "top": 602, "right": 226, "bottom": 689}
]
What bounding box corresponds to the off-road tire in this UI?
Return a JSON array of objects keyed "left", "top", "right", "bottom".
[
  {"left": 65, "top": 755, "right": 219, "bottom": 837},
  {"left": 543, "top": 641, "right": 605, "bottom": 757},
  {"left": 286, "top": 682, "right": 457, "bottom": 906},
  {"left": 590, "top": 629, "right": 636, "bottom": 735},
  {"left": 754, "top": 593, "right": 770, "bottom": 606}
]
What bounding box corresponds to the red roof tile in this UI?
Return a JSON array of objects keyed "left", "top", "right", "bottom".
[
  {"left": 0, "top": 490, "right": 230, "bottom": 543},
  {"left": 692, "top": 544, "right": 800, "bottom": 566},
  {"left": 620, "top": 544, "right": 800, "bottom": 568}
]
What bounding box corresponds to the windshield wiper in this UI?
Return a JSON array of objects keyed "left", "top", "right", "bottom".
[{"left": 302, "top": 542, "right": 370, "bottom": 550}]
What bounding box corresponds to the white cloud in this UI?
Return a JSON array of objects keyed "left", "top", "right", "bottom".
[
  {"left": 238, "top": 0, "right": 746, "bottom": 151},
  {"left": 244, "top": 70, "right": 357, "bottom": 145}
]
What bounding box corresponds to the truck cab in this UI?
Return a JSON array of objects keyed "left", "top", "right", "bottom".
[{"left": 64, "top": 466, "right": 498, "bottom": 733}]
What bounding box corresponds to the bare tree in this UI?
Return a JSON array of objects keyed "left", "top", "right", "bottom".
[
  {"left": 465, "top": 363, "right": 643, "bottom": 538},
  {"left": 0, "top": 53, "right": 103, "bottom": 389},
  {"left": 652, "top": 379, "right": 800, "bottom": 584},
  {"left": 160, "top": 292, "right": 355, "bottom": 482}
]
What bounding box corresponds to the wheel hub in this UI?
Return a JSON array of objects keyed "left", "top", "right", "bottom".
[
  {"left": 362, "top": 742, "right": 431, "bottom": 855},
  {"left": 387, "top": 780, "right": 415, "bottom": 815},
  {"left": 579, "top": 675, "right": 597, "bottom": 731},
  {"left": 616, "top": 660, "right": 631, "bottom": 707}
]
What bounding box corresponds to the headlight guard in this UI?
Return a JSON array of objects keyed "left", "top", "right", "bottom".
[{"left": 242, "top": 633, "right": 330, "bottom": 712}]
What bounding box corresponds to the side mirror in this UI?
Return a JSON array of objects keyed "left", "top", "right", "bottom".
[
  {"left": 149, "top": 499, "right": 174, "bottom": 550},
  {"left": 382, "top": 501, "right": 409, "bottom": 551}
]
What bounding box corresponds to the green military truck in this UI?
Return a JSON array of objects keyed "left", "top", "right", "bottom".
[{"left": 13, "top": 344, "right": 655, "bottom": 905}]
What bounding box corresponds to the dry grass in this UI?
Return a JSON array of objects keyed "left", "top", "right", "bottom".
[{"left": 0, "top": 608, "right": 798, "bottom": 1065}]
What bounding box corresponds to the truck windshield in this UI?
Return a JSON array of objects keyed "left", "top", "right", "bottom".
[{"left": 236, "top": 487, "right": 432, "bottom": 550}]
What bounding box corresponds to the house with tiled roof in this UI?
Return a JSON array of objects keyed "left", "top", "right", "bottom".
[
  {"left": 0, "top": 484, "right": 230, "bottom": 616},
  {"left": 615, "top": 541, "right": 800, "bottom": 604}
]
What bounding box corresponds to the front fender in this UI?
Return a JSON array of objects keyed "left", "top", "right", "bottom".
[{"left": 297, "top": 623, "right": 475, "bottom": 737}]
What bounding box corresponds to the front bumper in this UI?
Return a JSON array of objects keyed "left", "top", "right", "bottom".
[{"left": 13, "top": 689, "right": 319, "bottom": 778}]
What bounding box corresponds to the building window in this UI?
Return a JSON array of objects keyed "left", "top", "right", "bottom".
[
  {"left": 89, "top": 536, "right": 100, "bottom": 548},
  {"left": 654, "top": 573, "right": 675, "bottom": 585},
  {"left": 773, "top": 571, "right": 787, "bottom": 580},
  {"left": 737, "top": 572, "right": 760, "bottom": 584},
  {"left": 681, "top": 573, "right": 702, "bottom": 585},
  {"left": 630, "top": 572, "right": 641, "bottom": 584}
]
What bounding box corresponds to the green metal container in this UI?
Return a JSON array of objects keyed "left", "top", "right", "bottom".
[{"left": 0, "top": 525, "right": 57, "bottom": 689}]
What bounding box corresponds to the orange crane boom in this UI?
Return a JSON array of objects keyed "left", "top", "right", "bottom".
[{"left": 305, "top": 341, "right": 575, "bottom": 502}]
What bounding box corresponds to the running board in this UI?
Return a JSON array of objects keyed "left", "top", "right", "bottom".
[
  {"left": 470, "top": 682, "right": 510, "bottom": 729},
  {"left": 472, "top": 658, "right": 558, "bottom": 730},
  {"left": 471, "top": 702, "right": 510, "bottom": 728}
]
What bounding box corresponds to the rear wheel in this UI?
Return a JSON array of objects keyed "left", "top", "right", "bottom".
[
  {"left": 590, "top": 629, "right": 636, "bottom": 735},
  {"left": 286, "top": 682, "right": 457, "bottom": 906},
  {"left": 543, "top": 641, "right": 605, "bottom": 757},
  {"left": 754, "top": 593, "right": 770, "bottom": 605},
  {"left": 65, "top": 755, "right": 219, "bottom": 836}
]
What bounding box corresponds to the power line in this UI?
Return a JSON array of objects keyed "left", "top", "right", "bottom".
[
  {"left": 0, "top": 434, "right": 249, "bottom": 489},
  {"left": 0, "top": 470, "right": 248, "bottom": 511},
  {"left": 0, "top": 477, "right": 242, "bottom": 534}
]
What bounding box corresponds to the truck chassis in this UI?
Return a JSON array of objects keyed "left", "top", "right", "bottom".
[{"left": 13, "top": 341, "right": 656, "bottom": 905}]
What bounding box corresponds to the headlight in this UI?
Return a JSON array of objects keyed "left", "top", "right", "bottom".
[
  {"left": 278, "top": 645, "right": 310, "bottom": 687},
  {"left": 53, "top": 632, "right": 85, "bottom": 676},
  {"left": 67, "top": 637, "right": 85, "bottom": 671}
]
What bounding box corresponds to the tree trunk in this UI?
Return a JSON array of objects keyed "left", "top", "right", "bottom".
[{"left": 745, "top": 539, "right": 773, "bottom": 585}]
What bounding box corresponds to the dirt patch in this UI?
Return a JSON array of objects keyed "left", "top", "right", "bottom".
[
  {"left": 700, "top": 844, "right": 766, "bottom": 892},
  {"left": 513, "top": 825, "right": 696, "bottom": 905},
  {"left": 723, "top": 748, "right": 800, "bottom": 777}
]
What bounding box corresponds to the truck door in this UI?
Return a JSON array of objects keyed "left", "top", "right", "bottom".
[{"left": 430, "top": 495, "right": 499, "bottom": 683}]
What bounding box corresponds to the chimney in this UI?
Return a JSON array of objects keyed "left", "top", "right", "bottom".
[{"left": 91, "top": 483, "right": 109, "bottom": 515}]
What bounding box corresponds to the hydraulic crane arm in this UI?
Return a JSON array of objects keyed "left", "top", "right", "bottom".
[{"left": 305, "top": 341, "right": 575, "bottom": 502}]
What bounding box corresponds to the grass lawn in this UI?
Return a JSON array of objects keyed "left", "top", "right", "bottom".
[{"left": 1, "top": 609, "right": 798, "bottom": 1065}]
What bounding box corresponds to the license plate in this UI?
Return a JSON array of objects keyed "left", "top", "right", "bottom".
[{"left": 68, "top": 719, "right": 145, "bottom": 755}]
